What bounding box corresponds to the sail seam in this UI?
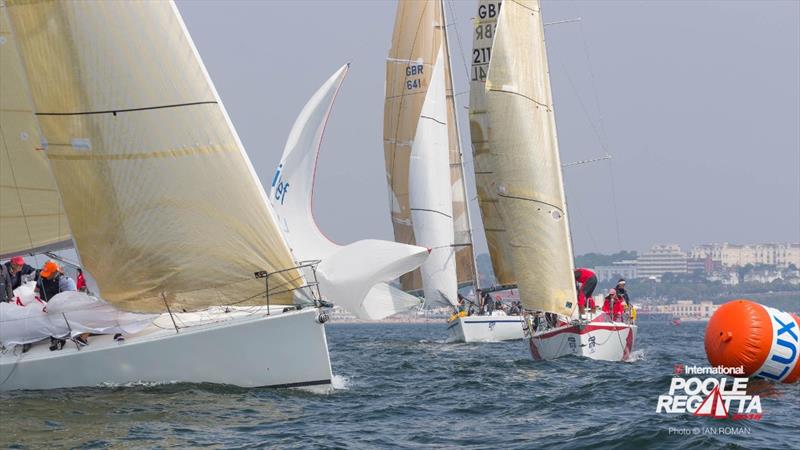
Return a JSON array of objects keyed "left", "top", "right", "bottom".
[
  {"left": 35, "top": 101, "right": 218, "bottom": 116},
  {"left": 45, "top": 146, "right": 235, "bottom": 161},
  {"left": 0, "top": 184, "right": 59, "bottom": 192},
  {"left": 409, "top": 207, "right": 452, "bottom": 219}
]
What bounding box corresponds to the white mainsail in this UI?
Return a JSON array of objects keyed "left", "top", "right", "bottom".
[
  {"left": 484, "top": 0, "right": 576, "bottom": 315},
  {"left": 0, "top": 7, "right": 71, "bottom": 259},
  {"left": 4, "top": 0, "right": 301, "bottom": 313},
  {"left": 269, "top": 64, "right": 428, "bottom": 319},
  {"left": 384, "top": 0, "right": 476, "bottom": 301},
  {"left": 408, "top": 49, "right": 458, "bottom": 307},
  {"left": 469, "top": 0, "right": 517, "bottom": 286}
]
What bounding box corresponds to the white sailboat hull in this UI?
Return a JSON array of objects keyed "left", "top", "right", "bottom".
[
  {"left": 528, "top": 317, "right": 637, "bottom": 362},
  {"left": 0, "top": 308, "right": 332, "bottom": 391},
  {"left": 447, "top": 313, "right": 525, "bottom": 343}
]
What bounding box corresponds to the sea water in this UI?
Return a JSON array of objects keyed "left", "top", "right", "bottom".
[{"left": 1, "top": 322, "right": 797, "bottom": 449}]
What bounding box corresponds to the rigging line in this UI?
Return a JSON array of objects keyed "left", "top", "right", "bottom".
[
  {"left": 0, "top": 126, "right": 36, "bottom": 253},
  {"left": 558, "top": 62, "right": 608, "bottom": 152},
  {"left": 34, "top": 101, "right": 218, "bottom": 116},
  {"left": 570, "top": 1, "right": 622, "bottom": 249},
  {"left": 573, "top": 1, "right": 608, "bottom": 145},
  {"left": 606, "top": 157, "right": 623, "bottom": 250},
  {"left": 444, "top": 0, "right": 472, "bottom": 81}
]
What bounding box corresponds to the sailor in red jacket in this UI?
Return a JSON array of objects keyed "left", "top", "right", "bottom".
[
  {"left": 602, "top": 288, "right": 626, "bottom": 321},
  {"left": 574, "top": 268, "right": 597, "bottom": 316}
]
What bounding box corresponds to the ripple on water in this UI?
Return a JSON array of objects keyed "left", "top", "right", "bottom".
[{"left": 0, "top": 322, "right": 796, "bottom": 448}]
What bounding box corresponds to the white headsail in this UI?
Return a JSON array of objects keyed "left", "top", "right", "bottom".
[
  {"left": 484, "top": 0, "right": 577, "bottom": 315},
  {"left": 269, "top": 64, "right": 428, "bottom": 320},
  {"left": 408, "top": 49, "right": 458, "bottom": 308},
  {"left": 0, "top": 7, "right": 71, "bottom": 259},
  {"left": 5, "top": 0, "right": 301, "bottom": 312}
]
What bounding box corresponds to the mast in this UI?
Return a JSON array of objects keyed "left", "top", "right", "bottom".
[{"left": 440, "top": 0, "right": 481, "bottom": 291}]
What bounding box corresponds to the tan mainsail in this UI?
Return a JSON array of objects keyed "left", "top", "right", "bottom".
[
  {"left": 468, "top": 0, "right": 516, "bottom": 286},
  {"left": 485, "top": 0, "right": 576, "bottom": 314},
  {"left": 486, "top": 0, "right": 576, "bottom": 315},
  {"left": 5, "top": 1, "right": 300, "bottom": 312},
  {"left": 0, "top": 7, "right": 70, "bottom": 259},
  {"left": 384, "top": 0, "right": 475, "bottom": 292}
]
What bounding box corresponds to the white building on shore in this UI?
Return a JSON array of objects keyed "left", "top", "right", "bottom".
[
  {"left": 691, "top": 242, "right": 800, "bottom": 268},
  {"left": 636, "top": 244, "right": 688, "bottom": 281}
]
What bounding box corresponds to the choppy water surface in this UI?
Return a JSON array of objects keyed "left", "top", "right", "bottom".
[{"left": 1, "top": 321, "right": 797, "bottom": 449}]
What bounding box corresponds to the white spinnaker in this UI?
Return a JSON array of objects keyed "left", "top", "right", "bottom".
[
  {"left": 0, "top": 7, "right": 71, "bottom": 259},
  {"left": 409, "top": 50, "right": 458, "bottom": 309},
  {"left": 485, "top": 0, "right": 576, "bottom": 315},
  {"left": 269, "top": 65, "right": 426, "bottom": 320},
  {"left": 5, "top": 1, "right": 301, "bottom": 312}
]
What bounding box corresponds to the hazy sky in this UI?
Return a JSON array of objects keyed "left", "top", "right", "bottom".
[{"left": 177, "top": 0, "right": 800, "bottom": 256}]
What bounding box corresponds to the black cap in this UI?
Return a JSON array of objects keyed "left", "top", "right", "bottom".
[{"left": 617, "top": 278, "right": 626, "bottom": 284}]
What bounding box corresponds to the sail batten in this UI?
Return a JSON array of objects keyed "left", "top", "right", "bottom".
[
  {"left": 483, "top": 0, "right": 576, "bottom": 314},
  {"left": 5, "top": 0, "right": 300, "bottom": 312}
]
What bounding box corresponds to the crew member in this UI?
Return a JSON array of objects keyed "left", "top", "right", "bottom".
[
  {"left": 0, "top": 263, "right": 12, "bottom": 303},
  {"left": 615, "top": 278, "right": 630, "bottom": 307},
  {"left": 574, "top": 268, "right": 597, "bottom": 316},
  {"left": 76, "top": 268, "right": 87, "bottom": 293},
  {"left": 602, "top": 288, "right": 616, "bottom": 315},
  {"left": 34, "top": 260, "right": 76, "bottom": 302},
  {"left": 5, "top": 256, "right": 35, "bottom": 290}
]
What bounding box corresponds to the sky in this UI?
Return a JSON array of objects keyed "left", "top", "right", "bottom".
[{"left": 177, "top": 0, "right": 800, "bottom": 256}]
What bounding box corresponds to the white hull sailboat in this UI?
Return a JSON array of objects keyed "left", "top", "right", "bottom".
[
  {"left": 0, "top": 1, "right": 426, "bottom": 390},
  {"left": 468, "top": 0, "right": 637, "bottom": 360},
  {"left": 1, "top": 307, "right": 332, "bottom": 391},
  {"left": 525, "top": 311, "right": 637, "bottom": 362},
  {"left": 384, "top": 0, "right": 517, "bottom": 344},
  {"left": 447, "top": 311, "right": 524, "bottom": 343}
]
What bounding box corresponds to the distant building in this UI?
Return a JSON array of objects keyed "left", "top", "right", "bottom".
[
  {"left": 594, "top": 260, "right": 638, "bottom": 282},
  {"left": 652, "top": 300, "right": 719, "bottom": 320},
  {"left": 687, "top": 257, "right": 711, "bottom": 274},
  {"left": 637, "top": 244, "right": 687, "bottom": 281},
  {"left": 707, "top": 271, "right": 739, "bottom": 286},
  {"left": 691, "top": 242, "right": 800, "bottom": 268}
]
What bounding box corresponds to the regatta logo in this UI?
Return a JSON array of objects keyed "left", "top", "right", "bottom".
[
  {"left": 656, "top": 371, "right": 762, "bottom": 420},
  {"left": 271, "top": 163, "right": 289, "bottom": 205}
]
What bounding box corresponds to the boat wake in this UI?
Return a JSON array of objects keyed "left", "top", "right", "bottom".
[
  {"left": 331, "top": 374, "right": 350, "bottom": 391},
  {"left": 625, "top": 349, "right": 646, "bottom": 363}
]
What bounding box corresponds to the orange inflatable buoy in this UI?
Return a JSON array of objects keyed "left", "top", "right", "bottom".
[{"left": 705, "top": 300, "right": 800, "bottom": 383}]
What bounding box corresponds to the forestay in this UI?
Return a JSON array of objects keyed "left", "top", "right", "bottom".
[
  {"left": 0, "top": 7, "right": 71, "bottom": 259},
  {"left": 468, "top": 0, "right": 517, "bottom": 286},
  {"left": 269, "top": 65, "right": 426, "bottom": 319},
  {"left": 5, "top": 1, "right": 301, "bottom": 312},
  {"left": 384, "top": 0, "right": 475, "bottom": 294},
  {"left": 484, "top": 0, "right": 576, "bottom": 315}
]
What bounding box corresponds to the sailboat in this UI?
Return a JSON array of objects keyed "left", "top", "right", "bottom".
[
  {"left": 474, "top": 0, "right": 637, "bottom": 361},
  {"left": 0, "top": 1, "right": 426, "bottom": 390},
  {"left": 382, "top": 0, "right": 525, "bottom": 343}
]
